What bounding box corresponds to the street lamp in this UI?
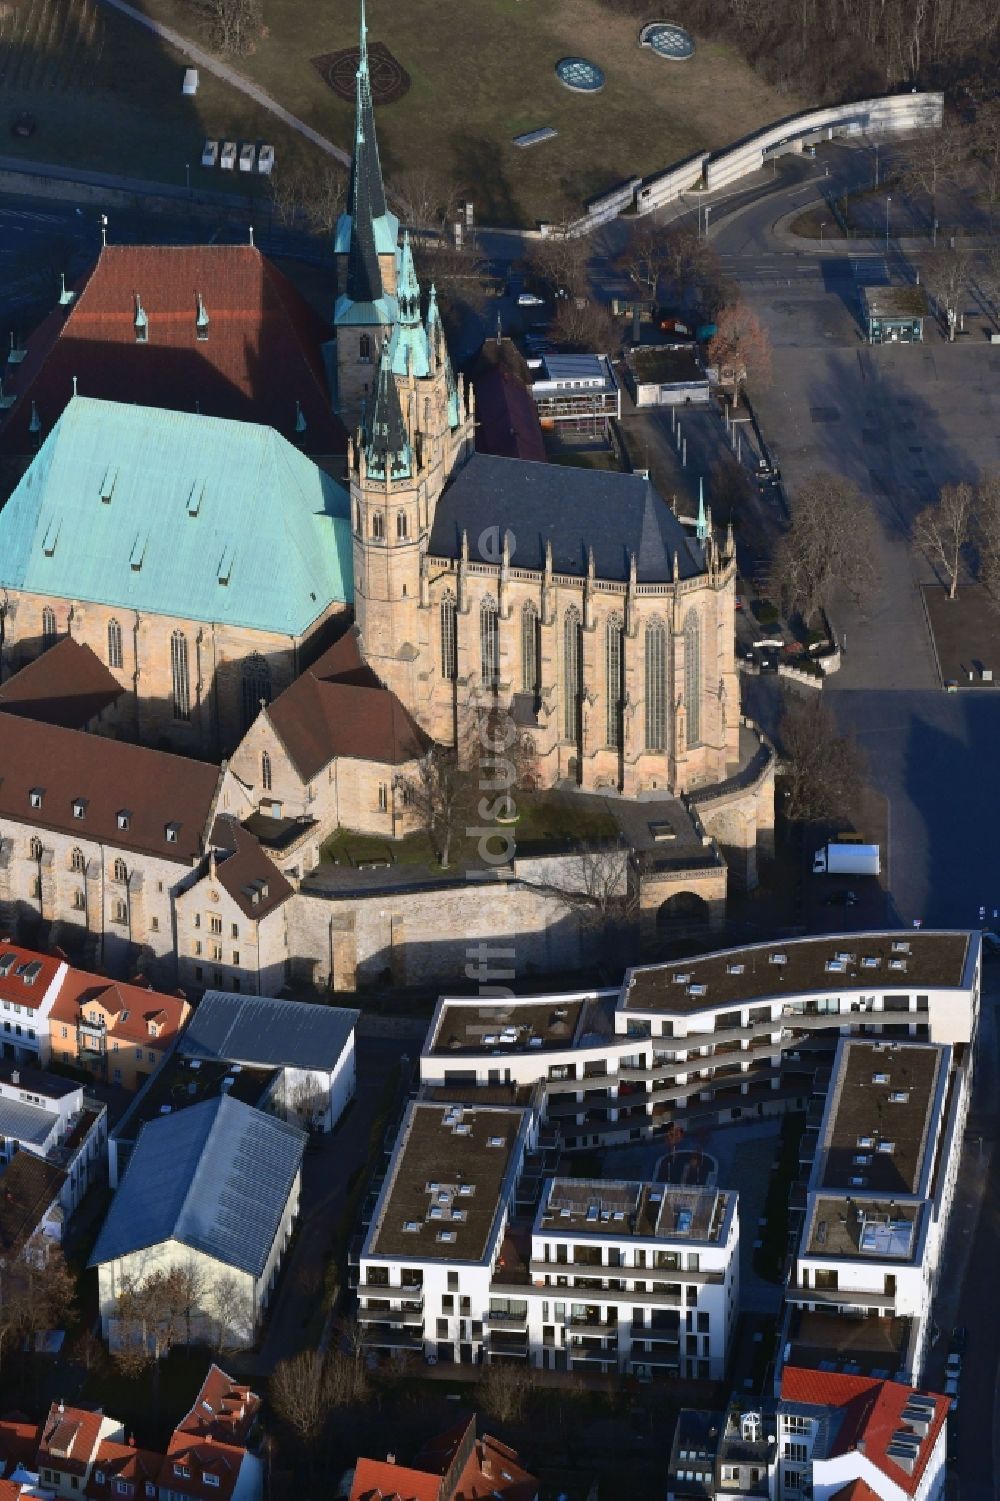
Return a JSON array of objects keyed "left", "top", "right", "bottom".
[
  {"left": 703, "top": 205, "right": 712, "bottom": 239},
  {"left": 185, "top": 162, "right": 191, "bottom": 194},
  {"left": 820, "top": 221, "right": 828, "bottom": 247},
  {"left": 873, "top": 141, "right": 880, "bottom": 188},
  {"left": 885, "top": 195, "right": 892, "bottom": 251}
]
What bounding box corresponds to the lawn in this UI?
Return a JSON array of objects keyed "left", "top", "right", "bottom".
[
  {"left": 319, "top": 789, "right": 620, "bottom": 869},
  {"left": 0, "top": 0, "right": 330, "bottom": 197},
  {"left": 124, "top": 0, "right": 804, "bottom": 225}
]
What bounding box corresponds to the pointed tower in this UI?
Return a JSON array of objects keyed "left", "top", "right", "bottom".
[
  {"left": 696, "top": 477, "right": 709, "bottom": 544},
  {"left": 333, "top": 0, "right": 400, "bottom": 426}
]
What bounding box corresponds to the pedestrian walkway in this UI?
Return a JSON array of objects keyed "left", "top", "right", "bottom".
[{"left": 97, "top": 0, "right": 350, "bottom": 169}]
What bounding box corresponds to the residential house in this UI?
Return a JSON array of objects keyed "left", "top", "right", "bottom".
[
  {"left": 351, "top": 1416, "right": 537, "bottom": 1501},
  {"left": 0, "top": 1056, "right": 107, "bottom": 1221},
  {"left": 48, "top": 972, "right": 190, "bottom": 1091},
  {"left": 0, "top": 944, "right": 67, "bottom": 1065},
  {"left": 91, "top": 1093, "right": 304, "bottom": 1349},
  {"left": 36, "top": 1404, "right": 125, "bottom": 1501}
]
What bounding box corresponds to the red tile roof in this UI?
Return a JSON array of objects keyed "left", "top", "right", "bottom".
[
  {"left": 50, "top": 969, "right": 189, "bottom": 1054},
  {"left": 0, "top": 1418, "right": 42, "bottom": 1476},
  {"left": 38, "top": 1404, "right": 109, "bottom": 1477},
  {"left": 351, "top": 1459, "right": 441, "bottom": 1501},
  {"left": 830, "top": 1483, "right": 883, "bottom": 1501},
  {"left": 1, "top": 246, "right": 346, "bottom": 456},
  {"left": 208, "top": 817, "right": 293, "bottom": 921},
  {"left": 0, "top": 945, "right": 63, "bottom": 1012},
  {"left": 173, "top": 1366, "right": 260, "bottom": 1446},
  {"left": 0, "top": 639, "right": 124, "bottom": 731},
  {"left": 780, "top": 1367, "right": 948, "bottom": 1496},
  {"left": 86, "top": 1439, "right": 161, "bottom": 1501},
  {"left": 266, "top": 628, "right": 430, "bottom": 781},
  {"left": 0, "top": 716, "right": 221, "bottom": 863},
  {"left": 161, "top": 1435, "right": 246, "bottom": 1501}
]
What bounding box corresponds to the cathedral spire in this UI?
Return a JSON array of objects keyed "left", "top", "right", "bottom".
[
  {"left": 696, "top": 477, "right": 709, "bottom": 543},
  {"left": 397, "top": 230, "right": 421, "bottom": 326},
  {"left": 365, "top": 346, "right": 411, "bottom": 480}
]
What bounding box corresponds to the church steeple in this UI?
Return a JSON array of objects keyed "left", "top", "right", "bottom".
[
  {"left": 365, "top": 347, "right": 412, "bottom": 481},
  {"left": 397, "top": 231, "right": 420, "bottom": 326}
]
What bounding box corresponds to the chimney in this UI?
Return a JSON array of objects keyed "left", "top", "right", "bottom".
[
  {"left": 386, "top": 1454, "right": 396, "bottom": 1465},
  {"left": 11, "top": 1070, "right": 18, "bottom": 1085}
]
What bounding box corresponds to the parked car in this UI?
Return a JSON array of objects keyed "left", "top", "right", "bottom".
[
  {"left": 518, "top": 291, "right": 545, "bottom": 306},
  {"left": 945, "top": 1352, "right": 962, "bottom": 1379}
]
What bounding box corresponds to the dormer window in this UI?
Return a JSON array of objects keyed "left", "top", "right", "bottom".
[
  {"left": 134, "top": 295, "right": 148, "bottom": 343},
  {"left": 29, "top": 787, "right": 44, "bottom": 809},
  {"left": 203, "top": 1475, "right": 219, "bottom": 1488},
  {"left": 165, "top": 822, "right": 180, "bottom": 844},
  {"left": 196, "top": 292, "right": 210, "bottom": 341},
  {"left": 72, "top": 798, "right": 87, "bottom": 819},
  {"left": 117, "top": 810, "right": 131, "bottom": 832}
]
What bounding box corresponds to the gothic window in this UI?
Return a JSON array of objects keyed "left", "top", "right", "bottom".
[
  {"left": 562, "top": 607, "right": 582, "bottom": 743},
  {"left": 29, "top": 837, "right": 42, "bottom": 860},
  {"left": 479, "top": 597, "right": 499, "bottom": 689},
  {"left": 684, "top": 611, "right": 702, "bottom": 748},
  {"left": 70, "top": 847, "right": 85, "bottom": 874},
  {"left": 170, "top": 631, "right": 191, "bottom": 722},
  {"left": 396, "top": 510, "right": 409, "bottom": 540},
  {"left": 107, "top": 618, "right": 123, "bottom": 670},
  {"left": 371, "top": 511, "right": 384, "bottom": 541},
  {"left": 113, "top": 858, "right": 128, "bottom": 883},
  {"left": 440, "top": 594, "right": 457, "bottom": 681},
  {"left": 359, "top": 333, "right": 373, "bottom": 363},
  {"left": 605, "top": 614, "right": 624, "bottom": 749},
  {"left": 242, "top": 654, "right": 271, "bottom": 732},
  {"left": 262, "top": 750, "right": 273, "bottom": 791},
  {"left": 520, "top": 601, "right": 540, "bottom": 697},
  {"left": 42, "top": 607, "right": 57, "bottom": 647},
  {"left": 645, "top": 620, "right": 668, "bottom": 752}
]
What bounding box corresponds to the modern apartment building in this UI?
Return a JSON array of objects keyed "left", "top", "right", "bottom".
[
  {"left": 355, "top": 1099, "right": 739, "bottom": 1376},
  {"left": 420, "top": 932, "right": 979, "bottom": 1148},
  {"left": 780, "top": 1034, "right": 971, "bottom": 1385}
]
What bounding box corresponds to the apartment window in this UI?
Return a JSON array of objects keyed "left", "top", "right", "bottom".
[
  {"left": 170, "top": 631, "right": 191, "bottom": 721},
  {"left": 209, "top": 915, "right": 222, "bottom": 935},
  {"left": 784, "top": 1442, "right": 808, "bottom": 1463},
  {"left": 378, "top": 782, "right": 388, "bottom": 812},
  {"left": 70, "top": 847, "right": 85, "bottom": 873},
  {"left": 232, "top": 951, "right": 240, "bottom": 966},
  {"left": 107, "top": 618, "right": 124, "bottom": 670},
  {"left": 436, "top": 1318, "right": 448, "bottom": 1337},
  {"left": 194, "top": 941, "right": 203, "bottom": 957},
  {"left": 442, "top": 1295, "right": 454, "bottom": 1313},
  {"left": 60, "top": 1026, "right": 68, "bottom": 1039},
  {"left": 113, "top": 900, "right": 127, "bottom": 925},
  {"left": 194, "top": 913, "right": 201, "bottom": 929},
  {"left": 440, "top": 593, "right": 457, "bottom": 681},
  {"left": 211, "top": 944, "right": 222, "bottom": 962},
  {"left": 447, "top": 1271, "right": 459, "bottom": 1290},
  {"left": 605, "top": 613, "right": 624, "bottom": 748},
  {"left": 72, "top": 890, "right": 86, "bottom": 912},
  {"left": 231, "top": 923, "right": 239, "bottom": 939}
]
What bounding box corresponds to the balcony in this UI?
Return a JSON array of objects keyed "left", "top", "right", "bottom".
[
  {"left": 485, "top": 1308, "right": 529, "bottom": 1329},
  {"left": 569, "top": 1348, "right": 619, "bottom": 1367},
  {"left": 567, "top": 1315, "right": 618, "bottom": 1334},
  {"left": 785, "top": 1285, "right": 897, "bottom": 1312},
  {"left": 357, "top": 1303, "right": 424, "bottom": 1327},
  {"left": 486, "top": 1329, "right": 529, "bottom": 1355},
  {"left": 359, "top": 1325, "right": 424, "bottom": 1349}
]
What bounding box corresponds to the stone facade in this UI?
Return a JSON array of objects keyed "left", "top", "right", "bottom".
[
  {"left": 0, "top": 594, "right": 347, "bottom": 758},
  {"left": 174, "top": 861, "right": 289, "bottom": 997}
]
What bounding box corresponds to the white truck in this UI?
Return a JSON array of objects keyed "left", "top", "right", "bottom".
[{"left": 812, "top": 841, "right": 881, "bottom": 877}]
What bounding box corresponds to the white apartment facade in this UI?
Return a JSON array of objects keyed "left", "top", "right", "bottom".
[
  {"left": 357, "top": 1099, "right": 739, "bottom": 1377},
  {"left": 420, "top": 932, "right": 979, "bottom": 1148},
  {"left": 0, "top": 1059, "right": 107, "bottom": 1220},
  {"left": 783, "top": 1034, "right": 972, "bottom": 1384}
]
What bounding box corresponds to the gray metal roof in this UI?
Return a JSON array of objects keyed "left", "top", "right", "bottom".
[
  {"left": 89, "top": 1094, "right": 305, "bottom": 1278},
  {"left": 179, "top": 991, "right": 359, "bottom": 1072},
  {"left": 0, "top": 1095, "right": 59, "bottom": 1147},
  {"left": 428, "top": 453, "right": 702, "bottom": 583}
]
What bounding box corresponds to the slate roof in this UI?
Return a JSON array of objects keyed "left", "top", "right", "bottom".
[
  {"left": 0, "top": 1153, "right": 67, "bottom": 1256},
  {"left": 0, "top": 244, "right": 347, "bottom": 455},
  {"left": 179, "top": 990, "right": 358, "bottom": 1073},
  {"left": 209, "top": 817, "right": 294, "bottom": 922},
  {"left": 0, "top": 395, "right": 353, "bottom": 635},
  {"left": 428, "top": 454, "right": 702, "bottom": 582},
  {"left": 0, "top": 638, "right": 124, "bottom": 730},
  {"left": 89, "top": 1093, "right": 305, "bottom": 1279},
  {"left": 365, "top": 348, "right": 411, "bottom": 477},
  {"left": 264, "top": 628, "right": 429, "bottom": 781},
  {"left": 0, "top": 715, "right": 220, "bottom": 862}
]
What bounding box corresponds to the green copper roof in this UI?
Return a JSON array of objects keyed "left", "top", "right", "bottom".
[
  {"left": 334, "top": 291, "right": 398, "bottom": 328},
  {"left": 0, "top": 396, "right": 354, "bottom": 633},
  {"left": 335, "top": 210, "right": 399, "bottom": 259}
]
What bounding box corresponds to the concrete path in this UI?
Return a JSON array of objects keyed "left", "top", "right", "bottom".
[{"left": 97, "top": 0, "right": 350, "bottom": 169}]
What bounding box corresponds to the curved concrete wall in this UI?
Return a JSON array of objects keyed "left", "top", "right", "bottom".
[{"left": 702, "top": 91, "right": 943, "bottom": 192}]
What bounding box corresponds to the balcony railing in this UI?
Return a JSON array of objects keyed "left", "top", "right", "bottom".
[
  {"left": 357, "top": 1325, "right": 424, "bottom": 1348},
  {"left": 485, "top": 1308, "right": 528, "bottom": 1328},
  {"left": 357, "top": 1305, "right": 424, "bottom": 1326}
]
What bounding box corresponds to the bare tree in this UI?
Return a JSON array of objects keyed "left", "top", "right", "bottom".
[
  {"left": 110, "top": 1267, "right": 184, "bottom": 1377},
  {"left": 170, "top": 1258, "right": 207, "bottom": 1349},
  {"left": 527, "top": 232, "right": 590, "bottom": 301},
  {"left": 194, "top": 0, "right": 262, "bottom": 55},
  {"left": 531, "top": 844, "right": 636, "bottom": 930},
  {"left": 464, "top": 705, "right": 539, "bottom": 797},
  {"left": 286, "top": 1075, "right": 327, "bottom": 1130},
  {"left": 912, "top": 481, "right": 975, "bottom": 597},
  {"left": 270, "top": 1351, "right": 333, "bottom": 1448},
  {"left": 900, "top": 121, "right": 969, "bottom": 221},
  {"left": 615, "top": 218, "right": 674, "bottom": 299},
  {"left": 770, "top": 471, "right": 879, "bottom": 623},
  {"left": 974, "top": 98, "right": 1000, "bottom": 210},
  {"left": 208, "top": 1271, "right": 254, "bottom": 1352},
  {"left": 707, "top": 302, "right": 771, "bottom": 406},
  {"left": 395, "top": 745, "right": 471, "bottom": 869},
  {"left": 475, "top": 1358, "right": 535, "bottom": 1424},
  {"left": 778, "top": 695, "right": 867, "bottom": 825},
  {"left": 550, "top": 296, "right": 619, "bottom": 353},
  {"left": 268, "top": 162, "right": 346, "bottom": 235},
  {"left": 391, "top": 167, "right": 461, "bottom": 233},
  {"left": 0, "top": 1235, "right": 76, "bottom": 1372},
  {"left": 922, "top": 243, "right": 974, "bottom": 338}
]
